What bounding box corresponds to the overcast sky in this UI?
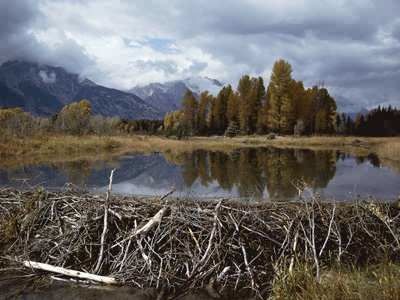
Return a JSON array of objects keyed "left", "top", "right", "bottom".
[{"left": 1, "top": 0, "right": 400, "bottom": 111}]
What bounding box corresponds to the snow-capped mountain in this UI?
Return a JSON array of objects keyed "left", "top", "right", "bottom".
[
  {"left": 182, "top": 76, "right": 224, "bottom": 96},
  {"left": 129, "top": 76, "right": 224, "bottom": 115}
]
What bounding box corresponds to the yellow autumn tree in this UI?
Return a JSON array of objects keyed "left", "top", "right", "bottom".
[
  {"left": 0, "top": 107, "right": 34, "bottom": 137},
  {"left": 56, "top": 100, "right": 92, "bottom": 135}
]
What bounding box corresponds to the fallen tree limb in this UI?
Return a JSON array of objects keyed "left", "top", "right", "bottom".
[
  {"left": 22, "top": 260, "right": 118, "bottom": 285},
  {"left": 134, "top": 206, "right": 168, "bottom": 236},
  {"left": 117, "top": 189, "right": 175, "bottom": 245}
]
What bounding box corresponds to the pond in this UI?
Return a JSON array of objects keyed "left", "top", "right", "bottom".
[{"left": 1, "top": 147, "right": 399, "bottom": 201}]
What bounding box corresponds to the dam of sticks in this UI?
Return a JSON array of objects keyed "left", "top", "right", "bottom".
[{"left": 0, "top": 179, "right": 399, "bottom": 299}]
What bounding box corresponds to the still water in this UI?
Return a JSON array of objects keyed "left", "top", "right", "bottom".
[{"left": 1, "top": 147, "right": 399, "bottom": 201}]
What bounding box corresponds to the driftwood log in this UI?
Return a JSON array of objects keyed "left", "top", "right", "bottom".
[{"left": 22, "top": 260, "right": 117, "bottom": 284}]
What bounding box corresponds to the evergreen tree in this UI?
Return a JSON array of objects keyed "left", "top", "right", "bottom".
[
  {"left": 280, "top": 93, "right": 295, "bottom": 133},
  {"left": 257, "top": 86, "right": 271, "bottom": 133},
  {"left": 249, "top": 77, "right": 265, "bottom": 133},
  {"left": 309, "top": 87, "right": 337, "bottom": 134},
  {"left": 346, "top": 116, "right": 354, "bottom": 135},
  {"left": 181, "top": 90, "right": 198, "bottom": 135},
  {"left": 197, "top": 91, "right": 212, "bottom": 135},
  {"left": 290, "top": 80, "right": 311, "bottom": 134},
  {"left": 355, "top": 114, "right": 366, "bottom": 136},
  {"left": 226, "top": 91, "right": 239, "bottom": 124},
  {"left": 237, "top": 75, "right": 252, "bottom": 133},
  {"left": 266, "top": 59, "right": 294, "bottom": 134},
  {"left": 212, "top": 85, "right": 232, "bottom": 134},
  {"left": 315, "top": 109, "right": 328, "bottom": 133}
]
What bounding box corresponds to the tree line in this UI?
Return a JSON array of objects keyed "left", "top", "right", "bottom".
[
  {"left": 0, "top": 99, "right": 162, "bottom": 138},
  {"left": 164, "top": 59, "right": 337, "bottom": 136},
  {"left": 337, "top": 106, "right": 400, "bottom": 136}
]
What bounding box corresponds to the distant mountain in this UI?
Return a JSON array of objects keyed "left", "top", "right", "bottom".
[
  {"left": 0, "top": 61, "right": 162, "bottom": 119},
  {"left": 130, "top": 76, "right": 224, "bottom": 115}
]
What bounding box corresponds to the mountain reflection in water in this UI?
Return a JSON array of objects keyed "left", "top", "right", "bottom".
[{"left": 0, "top": 148, "right": 399, "bottom": 201}]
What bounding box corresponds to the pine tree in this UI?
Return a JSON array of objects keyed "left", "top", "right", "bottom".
[
  {"left": 249, "top": 77, "right": 265, "bottom": 133},
  {"left": 266, "top": 59, "right": 293, "bottom": 134},
  {"left": 355, "top": 114, "right": 366, "bottom": 136},
  {"left": 290, "top": 80, "right": 310, "bottom": 133},
  {"left": 315, "top": 109, "right": 328, "bottom": 133},
  {"left": 198, "top": 91, "right": 212, "bottom": 135},
  {"left": 212, "top": 85, "right": 232, "bottom": 134},
  {"left": 257, "top": 86, "right": 271, "bottom": 133},
  {"left": 226, "top": 91, "right": 239, "bottom": 124},
  {"left": 314, "top": 88, "right": 337, "bottom": 134},
  {"left": 280, "top": 93, "right": 295, "bottom": 133},
  {"left": 237, "top": 75, "right": 252, "bottom": 133},
  {"left": 181, "top": 90, "right": 198, "bottom": 135}
]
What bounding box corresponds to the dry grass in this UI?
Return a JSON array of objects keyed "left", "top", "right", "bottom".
[
  {"left": 133, "top": 135, "right": 400, "bottom": 160},
  {"left": 0, "top": 135, "right": 126, "bottom": 168},
  {"left": 272, "top": 262, "right": 400, "bottom": 300},
  {"left": 375, "top": 140, "right": 400, "bottom": 160},
  {"left": 1, "top": 134, "right": 400, "bottom": 168}
]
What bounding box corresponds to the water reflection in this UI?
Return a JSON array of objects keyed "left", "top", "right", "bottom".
[
  {"left": 0, "top": 147, "right": 399, "bottom": 201},
  {"left": 164, "top": 148, "right": 338, "bottom": 199}
]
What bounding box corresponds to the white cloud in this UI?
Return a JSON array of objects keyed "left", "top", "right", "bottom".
[{"left": 38, "top": 70, "right": 56, "bottom": 83}]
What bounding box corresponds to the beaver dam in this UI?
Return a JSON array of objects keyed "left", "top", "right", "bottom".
[{"left": 1, "top": 177, "right": 400, "bottom": 299}]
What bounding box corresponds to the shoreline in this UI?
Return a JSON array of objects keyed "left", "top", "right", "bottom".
[{"left": 1, "top": 134, "right": 400, "bottom": 166}]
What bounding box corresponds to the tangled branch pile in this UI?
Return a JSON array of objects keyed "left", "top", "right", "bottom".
[{"left": 0, "top": 187, "right": 399, "bottom": 299}]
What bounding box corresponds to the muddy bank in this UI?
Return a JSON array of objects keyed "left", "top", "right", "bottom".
[{"left": 0, "top": 187, "right": 399, "bottom": 299}]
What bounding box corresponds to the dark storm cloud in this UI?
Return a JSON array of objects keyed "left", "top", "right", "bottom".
[
  {"left": 0, "top": 0, "right": 38, "bottom": 37},
  {"left": 0, "top": 0, "right": 41, "bottom": 62},
  {"left": 0, "top": 0, "right": 94, "bottom": 74},
  {"left": 168, "top": 1, "right": 396, "bottom": 41}
]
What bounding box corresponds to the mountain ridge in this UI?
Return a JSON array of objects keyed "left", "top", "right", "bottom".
[
  {"left": 129, "top": 77, "right": 225, "bottom": 115},
  {"left": 0, "top": 60, "right": 162, "bottom": 119}
]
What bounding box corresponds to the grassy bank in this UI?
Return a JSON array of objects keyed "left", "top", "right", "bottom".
[
  {"left": 272, "top": 262, "right": 400, "bottom": 300},
  {"left": 1, "top": 134, "right": 400, "bottom": 167}
]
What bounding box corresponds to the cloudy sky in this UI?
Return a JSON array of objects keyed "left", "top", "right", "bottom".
[{"left": 1, "top": 0, "right": 400, "bottom": 111}]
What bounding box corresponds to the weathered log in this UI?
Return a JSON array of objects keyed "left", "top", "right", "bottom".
[{"left": 22, "top": 260, "right": 118, "bottom": 285}]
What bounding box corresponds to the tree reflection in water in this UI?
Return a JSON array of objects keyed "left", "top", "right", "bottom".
[
  {"left": 165, "top": 148, "right": 338, "bottom": 200},
  {"left": 12, "top": 147, "right": 388, "bottom": 201}
]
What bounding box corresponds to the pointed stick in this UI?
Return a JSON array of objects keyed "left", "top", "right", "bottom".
[{"left": 94, "top": 169, "right": 115, "bottom": 274}]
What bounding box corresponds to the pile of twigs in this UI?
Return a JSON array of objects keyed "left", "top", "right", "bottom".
[{"left": 0, "top": 181, "right": 399, "bottom": 299}]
